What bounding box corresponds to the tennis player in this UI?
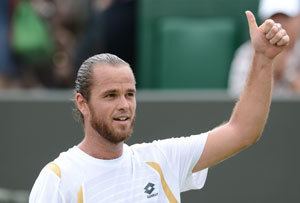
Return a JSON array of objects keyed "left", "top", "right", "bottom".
[{"left": 29, "top": 11, "right": 289, "bottom": 202}]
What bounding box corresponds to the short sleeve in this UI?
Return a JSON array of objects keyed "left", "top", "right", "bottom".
[
  {"left": 29, "top": 166, "right": 64, "bottom": 203},
  {"left": 152, "top": 133, "right": 209, "bottom": 192}
]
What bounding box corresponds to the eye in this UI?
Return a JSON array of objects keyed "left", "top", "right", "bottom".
[
  {"left": 127, "top": 92, "right": 135, "bottom": 97},
  {"left": 105, "top": 93, "right": 117, "bottom": 98}
]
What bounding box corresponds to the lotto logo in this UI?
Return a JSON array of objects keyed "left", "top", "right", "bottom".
[{"left": 144, "top": 182, "right": 155, "bottom": 195}]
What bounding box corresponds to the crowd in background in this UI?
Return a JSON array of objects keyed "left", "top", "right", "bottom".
[
  {"left": 0, "top": 0, "right": 136, "bottom": 89},
  {"left": 1, "top": 0, "right": 300, "bottom": 96}
]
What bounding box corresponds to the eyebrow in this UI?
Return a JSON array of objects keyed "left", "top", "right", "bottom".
[
  {"left": 127, "top": 88, "right": 136, "bottom": 93},
  {"left": 102, "top": 89, "right": 118, "bottom": 95},
  {"left": 102, "top": 88, "right": 136, "bottom": 95}
]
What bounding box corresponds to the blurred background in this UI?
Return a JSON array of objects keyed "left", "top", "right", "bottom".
[
  {"left": 1, "top": 0, "right": 300, "bottom": 202},
  {"left": 1, "top": 0, "right": 300, "bottom": 93}
]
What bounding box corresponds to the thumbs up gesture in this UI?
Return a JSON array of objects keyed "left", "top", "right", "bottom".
[{"left": 246, "top": 11, "right": 290, "bottom": 59}]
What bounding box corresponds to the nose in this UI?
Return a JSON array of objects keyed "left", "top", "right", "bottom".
[{"left": 117, "top": 95, "right": 130, "bottom": 111}]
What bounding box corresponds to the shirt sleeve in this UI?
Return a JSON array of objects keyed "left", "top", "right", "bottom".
[
  {"left": 29, "top": 167, "right": 64, "bottom": 203},
  {"left": 152, "top": 132, "right": 209, "bottom": 192}
]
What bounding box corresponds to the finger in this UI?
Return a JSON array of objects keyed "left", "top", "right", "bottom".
[
  {"left": 275, "top": 23, "right": 282, "bottom": 29},
  {"left": 266, "top": 23, "right": 281, "bottom": 39},
  {"left": 245, "top": 10, "right": 258, "bottom": 35},
  {"left": 270, "top": 29, "right": 287, "bottom": 44},
  {"left": 260, "top": 19, "right": 275, "bottom": 34},
  {"left": 276, "top": 35, "right": 290, "bottom": 46}
]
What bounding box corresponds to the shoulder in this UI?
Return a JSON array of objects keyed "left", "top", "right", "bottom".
[
  {"left": 30, "top": 147, "right": 84, "bottom": 202},
  {"left": 38, "top": 146, "right": 85, "bottom": 187},
  {"left": 53, "top": 147, "right": 86, "bottom": 185},
  {"left": 32, "top": 148, "right": 74, "bottom": 186},
  {"left": 129, "top": 142, "right": 161, "bottom": 159},
  {"left": 128, "top": 134, "right": 208, "bottom": 161},
  {"left": 29, "top": 162, "right": 63, "bottom": 202},
  {"left": 46, "top": 162, "right": 61, "bottom": 178}
]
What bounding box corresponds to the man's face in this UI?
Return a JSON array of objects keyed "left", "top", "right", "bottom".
[{"left": 86, "top": 64, "right": 136, "bottom": 144}]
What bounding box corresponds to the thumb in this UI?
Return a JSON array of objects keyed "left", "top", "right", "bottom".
[{"left": 245, "top": 10, "right": 258, "bottom": 35}]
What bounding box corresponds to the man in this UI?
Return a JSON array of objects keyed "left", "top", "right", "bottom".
[
  {"left": 228, "top": 0, "right": 300, "bottom": 96},
  {"left": 29, "top": 11, "right": 289, "bottom": 202}
]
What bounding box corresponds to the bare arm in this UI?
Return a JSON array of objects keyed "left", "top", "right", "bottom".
[{"left": 193, "top": 11, "right": 290, "bottom": 172}]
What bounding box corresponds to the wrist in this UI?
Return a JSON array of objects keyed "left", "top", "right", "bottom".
[{"left": 253, "top": 52, "right": 273, "bottom": 66}]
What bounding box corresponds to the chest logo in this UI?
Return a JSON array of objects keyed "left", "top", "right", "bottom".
[
  {"left": 144, "top": 182, "right": 155, "bottom": 194},
  {"left": 144, "top": 182, "right": 158, "bottom": 198}
]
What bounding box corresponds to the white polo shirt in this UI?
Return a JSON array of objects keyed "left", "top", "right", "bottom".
[{"left": 29, "top": 133, "right": 208, "bottom": 203}]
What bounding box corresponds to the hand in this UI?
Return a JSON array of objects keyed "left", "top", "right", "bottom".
[{"left": 246, "top": 11, "right": 290, "bottom": 59}]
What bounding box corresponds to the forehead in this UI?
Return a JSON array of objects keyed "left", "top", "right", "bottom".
[{"left": 91, "top": 64, "right": 136, "bottom": 90}]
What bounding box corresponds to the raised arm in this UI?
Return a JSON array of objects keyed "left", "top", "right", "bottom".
[{"left": 193, "top": 11, "right": 290, "bottom": 172}]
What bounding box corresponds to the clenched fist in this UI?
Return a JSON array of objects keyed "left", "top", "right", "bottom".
[{"left": 246, "top": 11, "right": 290, "bottom": 59}]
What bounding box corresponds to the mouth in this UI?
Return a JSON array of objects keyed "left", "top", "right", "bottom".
[{"left": 113, "top": 115, "right": 130, "bottom": 123}]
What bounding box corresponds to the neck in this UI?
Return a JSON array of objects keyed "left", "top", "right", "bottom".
[{"left": 78, "top": 127, "right": 124, "bottom": 160}]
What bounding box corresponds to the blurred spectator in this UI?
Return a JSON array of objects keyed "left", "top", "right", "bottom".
[
  {"left": 1, "top": 0, "right": 135, "bottom": 89},
  {"left": 49, "top": 0, "right": 91, "bottom": 87},
  {"left": 5, "top": 0, "right": 90, "bottom": 88},
  {"left": 0, "top": 0, "right": 16, "bottom": 88},
  {"left": 75, "top": 0, "right": 137, "bottom": 77},
  {"left": 11, "top": 0, "right": 56, "bottom": 88},
  {"left": 228, "top": 0, "right": 300, "bottom": 96}
]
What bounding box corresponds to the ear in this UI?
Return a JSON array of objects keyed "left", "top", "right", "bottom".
[{"left": 75, "top": 93, "right": 89, "bottom": 119}]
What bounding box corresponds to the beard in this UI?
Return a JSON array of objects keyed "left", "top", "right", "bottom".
[{"left": 89, "top": 108, "right": 135, "bottom": 144}]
